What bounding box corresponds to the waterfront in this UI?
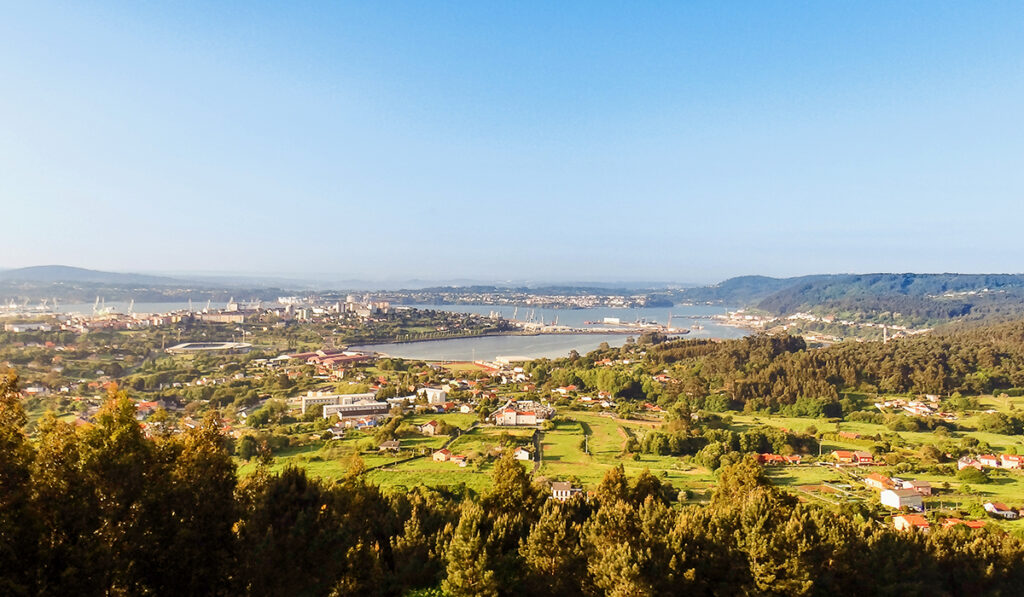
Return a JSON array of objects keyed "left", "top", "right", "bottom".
[
  {"left": 38, "top": 300, "right": 750, "bottom": 361},
  {"left": 354, "top": 304, "right": 748, "bottom": 360}
]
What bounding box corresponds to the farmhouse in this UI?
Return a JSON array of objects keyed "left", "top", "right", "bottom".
[
  {"left": 490, "top": 400, "right": 554, "bottom": 426},
  {"left": 942, "top": 518, "right": 986, "bottom": 530},
  {"left": 863, "top": 473, "right": 894, "bottom": 490},
  {"left": 514, "top": 446, "right": 532, "bottom": 461},
  {"left": 379, "top": 440, "right": 400, "bottom": 452},
  {"left": 832, "top": 450, "right": 855, "bottom": 464},
  {"left": 893, "top": 514, "right": 930, "bottom": 532},
  {"left": 880, "top": 489, "right": 924, "bottom": 511},
  {"left": 758, "top": 453, "right": 801, "bottom": 465},
  {"left": 420, "top": 420, "right": 440, "bottom": 436},
  {"left": 551, "top": 481, "right": 581, "bottom": 502},
  {"left": 1000, "top": 454, "right": 1024, "bottom": 469},
  {"left": 853, "top": 451, "right": 874, "bottom": 464},
  {"left": 900, "top": 480, "right": 932, "bottom": 496},
  {"left": 958, "top": 457, "right": 983, "bottom": 471},
  {"left": 433, "top": 449, "right": 452, "bottom": 462},
  {"left": 984, "top": 502, "right": 1019, "bottom": 520},
  {"left": 979, "top": 454, "right": 1001, "bottom": 468}
]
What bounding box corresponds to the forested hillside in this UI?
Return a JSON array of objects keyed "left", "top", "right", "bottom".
[
  {"left": 678, "top": 273, "right": 1024, "bottom": 326},
  {"left": 525, "top": 319, "right": 1024, "bottom": 415}
]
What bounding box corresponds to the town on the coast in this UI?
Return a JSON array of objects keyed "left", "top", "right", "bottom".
[{"left": 4, "top": 278, "right": 1024, "bottom": 541}]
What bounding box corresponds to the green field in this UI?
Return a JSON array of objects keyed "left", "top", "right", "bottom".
[
  {"left": 539, "top": 413, "right": 716, "bottom": 493},
  {"left": 236, "top": 441, "right": 404, "bottom": 478},
  {"left": 366, "top": 458, "right": 496, "bottom": 493},
  {"left": 232, "top": 396, "right": 1024, "bottom": 521},
  {"left": 402, "top": 412, "right": 479, "bottom": 429}
]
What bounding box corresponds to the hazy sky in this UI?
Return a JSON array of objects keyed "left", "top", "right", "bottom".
[{"left": 2, "top": 2, "right": 1022, "bottom": 283}]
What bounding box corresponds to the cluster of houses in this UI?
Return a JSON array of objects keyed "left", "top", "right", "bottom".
[
  {"left": 757, "top": 453, "right": 802, "bottom": 465},
  {"left": 958, "top": 453, "right": 1024, "bottom": 470},
  {"left": 831, "top": 450, "right": 875, "bottom": 465},
  {"left": 489, "top": 399, "right": 555, "bottom": 426},
  {"left": 893, "top": 509, "right": 1017, "bottom": 533},
  {"left": 873, "top": 396, "right": 957, "bottom": 421},
  {"left": 576, "top": 392, "right": 618, "bottom": 409},
  {"left": 892, "top": 515, "right": 989, "bottom": 532},
  {"left": 860, "top": 473, "right": 932, "bottom": 511},
  {"left": 433, "top": 444, "right": 532, "bottom": 468},
  {"left": 432, "top": 448, "right": 469, "bottom": 467},
  {"left": 286, "top": 349, "right": 374, "bottom": 376}
]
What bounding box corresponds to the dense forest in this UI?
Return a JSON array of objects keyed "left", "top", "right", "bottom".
[
  {"left": 2, "top": 373, "right": 1024, "bottom": 596},
  {"left": 523, "top": 319, "right": 1024, "bottom": 414}
]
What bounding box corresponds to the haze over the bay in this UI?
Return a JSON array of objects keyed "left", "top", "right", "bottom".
[{"left": 2, "top": 3, "right": 1022, "bottom": 280}]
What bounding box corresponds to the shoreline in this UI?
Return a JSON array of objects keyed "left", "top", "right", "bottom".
[{"left": 352, "top": 328, "right": 695, "bottom": 350}]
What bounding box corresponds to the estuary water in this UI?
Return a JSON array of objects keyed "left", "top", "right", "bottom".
[
  {"left": 353, "top": 304, "right": 748, "bottom": 361},
  {"left": 47, "top": 301, "right": 749, "bottom": 361}
]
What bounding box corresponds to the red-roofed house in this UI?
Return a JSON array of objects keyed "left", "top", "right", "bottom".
[
  {"left": 893, "top": 514, "right": 930, "bottom": 532},
  {"left": 864, "top": 473, "right": 894, "bottom": 490},
  {"left": 420, "top": 420, "right": 440, "bottom": 436},
  {"left": 984, "top": 502, "right": 1019, "bottom": 519},
  {"left": 853, "top": 451, "right": 874, "bottom": 464},
  {"left": 433, "top": 449, "right": 452, "bottom": 462},
  {"left": 979, "top": 454, "right": 1000, "bottom": 468},
  {"left": 832, "top": 450, "right": 855, "bottom": 464},
  {"left": 942, "top": 518, "right": 986, "bottom": 530},
  {"left": 1000, "top": 454, "right": 1024, "bottom": 469}
]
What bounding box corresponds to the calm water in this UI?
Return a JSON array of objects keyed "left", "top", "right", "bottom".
[
  {"left": 354, "top": 304, "right": 748, "bottom": 361},
  {"left": 407, "top": 303, "right": 729, "bottom": 328},
  {"left": 47, "top": 301, "right": 748, "bottom": 360}
]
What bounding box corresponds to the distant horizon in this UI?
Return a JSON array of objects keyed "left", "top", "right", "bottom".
[{"left": 3, "top": 263, "right": 1024, "bottom": 291}]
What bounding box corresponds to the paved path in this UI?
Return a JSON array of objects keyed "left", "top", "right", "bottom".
[{"left": 532, "top": 429, "right": 544, "bottom": 473}]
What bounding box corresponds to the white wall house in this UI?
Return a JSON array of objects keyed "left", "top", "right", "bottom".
[{"left": 880, "top": 489, "right": 924, "bottom": 511}]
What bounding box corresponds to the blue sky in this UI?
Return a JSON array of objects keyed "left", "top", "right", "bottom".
[{"left": 1, "top": 2, "right": 1022, "bottom": 283}]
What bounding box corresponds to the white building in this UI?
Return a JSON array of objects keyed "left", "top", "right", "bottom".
[
  {"left": 421, "top": 388, "right": 447, "bottom": 405},
  {"left": 984, "top": 502, "right": 1019, "bottom": 519},
  {"left": 4, "top": 322, "right": 53, "bottom": 332},
  {"left": 880, "top": 488, "right": 924, "bottom": 512},
  {"left": 299, "top": 390, "right": 377, "bottom": 411},
  {"left": 551, "top": 481, "right": 581, "bottom": 502},
  {"left": 322, "top": 400, "right": 390, "bottom": 420},
  {"left": 490, "top": 399, "right": 554, "bottom": 426}
]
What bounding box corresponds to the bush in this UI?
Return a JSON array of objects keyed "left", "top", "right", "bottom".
[{"left": 956, "top": 467, "right": 990, "bottom": 484}]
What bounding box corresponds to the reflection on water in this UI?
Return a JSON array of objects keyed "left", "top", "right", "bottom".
[{"left": 353, "top": 323, "right": 747, "bottom": 361}]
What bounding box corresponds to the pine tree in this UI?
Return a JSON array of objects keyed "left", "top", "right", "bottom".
[
  {"left": 442, "top": 502, "right": 497, "bottom": 597},
  {"left": 0, "top": 373, "right": 36, "bottom": 596},
  {"left": 594, "top": 464, "right": 630, "bottom": 505},
  {"left": 519, "top": 501, "right": 587, "bottom": 595}
]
